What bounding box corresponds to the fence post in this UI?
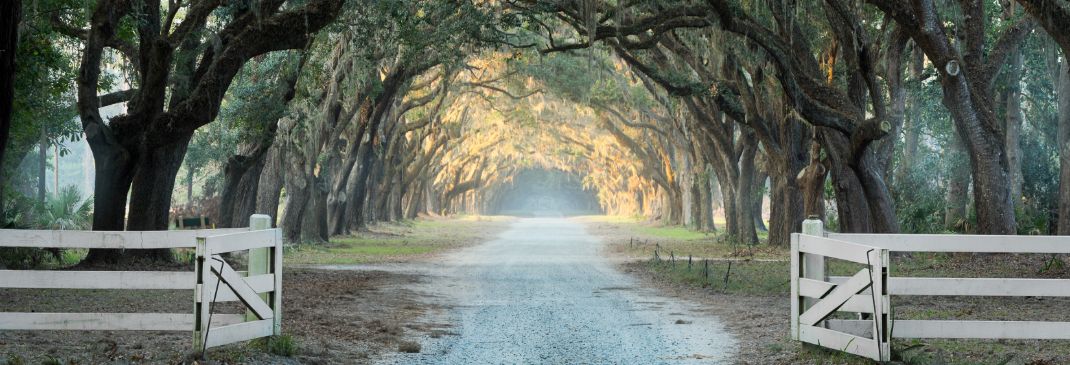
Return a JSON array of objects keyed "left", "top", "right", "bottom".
[
  {"left": 193, "top": 236, "right": 210, "bottom": 353},
  {"left": 793, "top": 217, "right": 826, "bottom": 340},
  {"left": 247, "top": 215, "right": 272, "bottom": 326},
  {"left": 801, "top": 217, "right": 826, "bottom": 292}
]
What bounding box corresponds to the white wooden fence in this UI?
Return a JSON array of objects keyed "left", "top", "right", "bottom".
[
  {"left": 0, "top": 214, "right": 282, "bottom": 354},
  {"left": 792, "top": 219, "right": 1070, "bottom": 361}
]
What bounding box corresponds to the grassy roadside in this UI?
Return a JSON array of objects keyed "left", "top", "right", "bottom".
[
  {"left": 286, "top": 215, "right": 513, "bottom": 265},
  {"left": 578, "top": 215, "right": 785, "bottom": 261},
  {"left": 589, "top": 216, "right": 1070, "bottom": 365}
]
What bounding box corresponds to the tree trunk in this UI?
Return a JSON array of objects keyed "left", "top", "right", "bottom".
[
  {"left": 945, "top": 128, "right": 971, "bottom": 231},
  {"left": 256, "top": 144, "right": 284, "bottom": 227},
  {"left": 767, "top": 121, "right": 809, "bottom": 246},
  {"left": 699, "top": 169, "right": 715, "bottom": 231},
  {"left": 346, "top": 143, "right": 376, "bottom": 231},
  {"left": 0, "top": 0, "right": 17, "bottom": 218},
  {"left": 1057, "top": 60, "right": 1070, "bottom": 235},
  {"left": 37, "top": 133, "right": 46, "bottom": 202},
  {"left": 219, "top": 148, "right": 269, "bottom": 228},
  {"left": 185, "top": 166, "right": 193, "bottom": 207},
  {"left": 753, "top": 170, "right": 768, "bottom": 232},
  {"left": 733, "top": 134, "right": 759, "bottom": 244},
  {"left": 714, "top": 167, "right": 738, "bottom": 239},
  {"left": 121, "top": 135, "right": 194, "bottom": 261},
  {"left": 86, "top": 134, "right": 191, "bottom": 264},
  {"left": 280, "top": 146, "right": 311, "bottom": 243},
  {"left": 896, "top": 47, "right": 925, "bottom": 185},
  {"left": 1004, "top": 48, "right": 1024, "bottom": 209},
  {"left": 126, "top": 136, "right": 192, "bottom": 230},
  {"left": 799, "top": 142, "right": 827, "bottom": 222},
  {"left": 690, "top": 174, "right": 703, "bottom": 230},
  {"left": 301, "top": 176, "right": 328, "bottom": 242},
  {"left": 81, "top": 142, "right": 136, "bottom": 264}
]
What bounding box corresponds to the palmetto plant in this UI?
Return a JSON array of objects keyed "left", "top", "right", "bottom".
[{"left": 33, "top": 185, "right": 92, "bottom": 230}]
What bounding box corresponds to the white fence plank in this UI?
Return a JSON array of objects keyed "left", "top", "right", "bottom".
[
  {"left": 0, "top": 228, "right": 248, "bottom": 249},
  {"left": 798, "top": 235, "right": 879, "bottom": 264},
  {"left": 893, "top": 320, "right": 1070, "bottom": 339},
  {"left": 196, "top": 274, "right": 275, "bottom": 302},
  {"left": 798, "top": 278, "right": 876, "bottom": 313},
  {"left": 799, "top": 325, "right": 880, "bottom": 360},
  {"left": 203, "top": 319, "right": 274, "bottom": 349},
  {"left": 0, "top": 270, "right": 194, "bottom": 290},
  {"left": 799, "top": 269, "right": 872, "bottom": 326},
  {"left": 205, "top": 230, "right": 277, "bottom": 254},
  {"left": 827, "top": 233, "right": 1070, "bottom": 253},
  {"left": 890, "top": 278, "right": 1070, "bottom": 297},
  {"left": 0, "top": 313, "right": 246, "bottom": 331},
  {"left": 798, "top": 278, "right": 834, "bottom": 298},
  {"left": 0, "top": 313, "right": 189, "bottom": 331},
  {"left": 825, "top": 319, "right": 1070, "bottom": 340}
]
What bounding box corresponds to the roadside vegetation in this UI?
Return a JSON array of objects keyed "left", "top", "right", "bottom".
[{"left": 286, "top": 215, "right": 512, "bottom": 265}]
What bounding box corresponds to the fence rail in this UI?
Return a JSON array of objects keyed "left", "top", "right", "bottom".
[
  {"left": 793, "top": 220, "right": 1070, "bottom": 361},
  {"left": 0, "top": 215, "right": 281, "bottom": 354}
]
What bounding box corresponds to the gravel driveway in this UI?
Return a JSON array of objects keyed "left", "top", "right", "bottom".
[{"left": 383, "top": 218, "right": 737, "bottom": 364}]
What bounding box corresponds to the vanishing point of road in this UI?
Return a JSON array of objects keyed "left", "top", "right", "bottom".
[{"left": 385, "top": 218, "right": 737, "bottom": 364}]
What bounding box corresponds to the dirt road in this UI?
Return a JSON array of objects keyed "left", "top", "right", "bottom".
[{"left": 383, "top": 218, "right": 736, "bottom": 364}]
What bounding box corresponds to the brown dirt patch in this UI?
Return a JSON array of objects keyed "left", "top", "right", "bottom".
[{"left": 0, "top": 268, "right": 438, "bottom": 365}]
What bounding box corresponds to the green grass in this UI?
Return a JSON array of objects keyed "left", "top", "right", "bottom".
[
  {"left": 632, "top": 225, "right": 712, "bottom": 240},
  {"left": 285, "top": 217, "right": 511, "bottom": 265},
  {"left": 259, "top": 335, "right": 299, "bottom": 357},
  {"left": 642, "top": 257, "right": 790, "bottom": 295},
  {"left": 286, "top": 237, "right": 440, "bottom": 265}
]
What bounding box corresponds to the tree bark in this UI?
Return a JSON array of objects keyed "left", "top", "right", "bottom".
[
  {"left": 256, "top": 144, "right": 284, "bottom": 227},
  {"left": 1004, "top": 45, "right": 1024, "bottom": 209},
  {"left": 0, "top": 0, "right": 16, "bottom": 218},
  {"left": 753, "top": 169, "right": 768, "bottom": 232},
  {"left": 896, "top": 47, "right": 925, "bottom": 185},
  {"left": 126, "top": 134, "right": 193, "bottom": 234},
  {"left": 699, "top": 168, "right": 716, "bottom": 231},
  {"left": 37, "top": 133, "right": 46, "bottom": 202},
  {"left": 1057, "top": 60, "right": 1070, "bottom": 235},
  {"left": 799, "top": 142, "right": 827, "bottom": 221},
  {"left": 219, "top": 148, "right": 268, "bottom": 228},
  {"left": 300, "top": 176, "right": 328, "bottom": 242},
  {"left": 734, "top": 134, "right": 759, "bottom": 244},
  {"left": 946, "top": 127, "right": 971, "bottom": 231}
]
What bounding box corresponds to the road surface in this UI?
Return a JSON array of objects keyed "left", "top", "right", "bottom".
[{"left": 384, "top": 218, "right": 737, "bottom": 364}]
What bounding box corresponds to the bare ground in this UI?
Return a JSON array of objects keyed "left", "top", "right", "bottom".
[{"left": 0, "top": 269, "right": 437, "bottom": 364}]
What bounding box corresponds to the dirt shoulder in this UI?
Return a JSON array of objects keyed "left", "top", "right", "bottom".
[{"left": 0, "top": 269, "right": 432, "bottom": 365}]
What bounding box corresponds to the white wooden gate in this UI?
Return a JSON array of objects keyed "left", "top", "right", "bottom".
[
  {"left": 194, "top": 226, "right": 283, "bottom": 351},
  {"left": 794, "top": 219, "right": 1070, "bottom": 361},
  {"left": 791, "top": 230, "right": 890, "bottom": 361},
  {"left": 0, "top": 214, "right": 281, "bottom": 354}
]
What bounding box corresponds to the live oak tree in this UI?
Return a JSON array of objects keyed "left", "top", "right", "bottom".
[
  {"left": 66, "top": 0, "right": 346, "bottom": 262},
  {"left": 865, "top": 0, "right": 1033, "bottom": 234}
]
